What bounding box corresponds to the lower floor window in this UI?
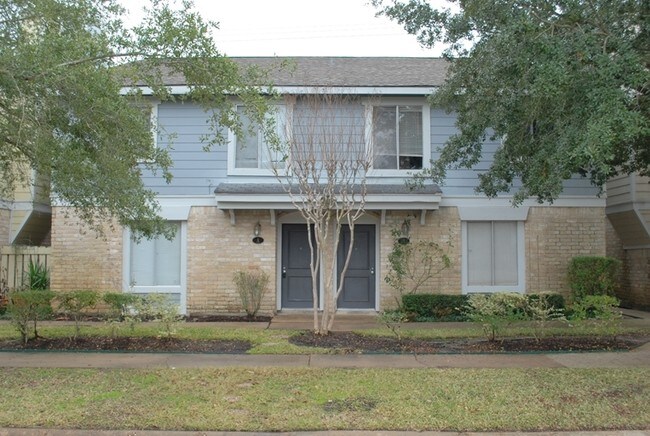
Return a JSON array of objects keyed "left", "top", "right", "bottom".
[
  {"left": 130, "top": 222, "right": 181, "bottom": 286},
  {"left": 464, "top": 221, "right": 524, "bottom": 292},
  {"left": 124, "top": 221, "right": 187, "bottom": 313}
]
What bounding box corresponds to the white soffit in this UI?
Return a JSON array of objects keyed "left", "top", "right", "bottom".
[{"left": 158, "top": 205, "right": 191, "bottom": 220}]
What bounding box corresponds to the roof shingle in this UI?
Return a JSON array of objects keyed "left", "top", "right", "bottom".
[{"left": 160, "top": 57, "right": 448, "bottom": 88}]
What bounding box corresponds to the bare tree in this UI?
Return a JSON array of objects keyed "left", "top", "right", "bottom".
[{"left": 271, "top": 92, "right": 372, "bottom": 334}]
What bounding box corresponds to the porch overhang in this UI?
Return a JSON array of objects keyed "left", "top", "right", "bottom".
[{"left": 214, "top": 183, "right": 442, "bottom": 225}]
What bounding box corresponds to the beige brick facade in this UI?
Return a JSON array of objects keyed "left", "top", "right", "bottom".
[
  {"left": 187, "top": 207, "right": 277, "bottom": 315},
  {"left": 50, "top": 204, "right": 608, "bottom": 314},
  {"left": 379, "top": 208, "right": 462, "bottom": 310},
  {"left": 50, "top": 207, "right": 123, "bottom": 292},
  {"left": 525, "top": 207, "right": 606, "bottom": 295}
]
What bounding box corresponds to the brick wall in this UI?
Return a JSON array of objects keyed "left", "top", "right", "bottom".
[
  {"left": 379, "top": 207, "right": 462, "bottom": 310},
  {"left": 50, "top": 207, "right": 123, "bottom": 292},
  {"left": 618, "top": 248, "right": 650, "bottom": 309},
  {"left": 607, "top": 217, "right": 650, "bottom": 309},
  {"left": 50, "top": 205, "right": 608, "bottom": 314},
  {"left": 187, "top": 207, "right": 277, "bottom": 315},
  {"left": 525, "top": 207, "right": 606, "bottom": 295}
]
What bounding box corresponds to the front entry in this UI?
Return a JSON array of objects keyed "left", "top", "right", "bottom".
[
  {"left": 281, "top": 223, "right": 376, "bottom": 310},
  {"left": 337, "top": 225, "right": 376, "bottom": 309}
]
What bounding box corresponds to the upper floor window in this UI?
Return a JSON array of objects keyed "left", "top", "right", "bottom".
[
  {"left": 230, "top": 105, "right": 286, "bottom": 173},
  {"left": 372, "top": 105, "right": 423, "bottom": 170},
  {"left": 136, "top": 101, "right": 158, "bottom": 149}
]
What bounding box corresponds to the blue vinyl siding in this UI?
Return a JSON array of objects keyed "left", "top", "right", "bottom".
[
  {"left": 141, "top": 102, "right": 229, "bottom": 195},
  {"left": 142, "top": 101, "right": 600, "bottom": 198},
  {"left": 429, "top": 108, "right": 599, "bottom": 197}
]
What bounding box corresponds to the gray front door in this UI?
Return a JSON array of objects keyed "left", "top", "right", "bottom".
[
  {"left": 281, "top": 223, "right": 376, "bottom": 310},
  {"left": 337, "top": 225, "right": 376, "bottom": 309},
  {"left": 281, "top": 224, "right": 316, "bottom": 308}
]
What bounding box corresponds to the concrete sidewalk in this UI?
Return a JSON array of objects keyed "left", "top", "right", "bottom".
[{"left": 1, "top": 341, "right": 649, "bottom": 369}]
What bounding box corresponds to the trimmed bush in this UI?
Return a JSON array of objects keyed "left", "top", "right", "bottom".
[
  {"left": 58, "top": 290, "right": 100, "bottom": 339},
  {"left": 7, "top": 290, "right": 55, "bottom": 344},
  {"left": 567, "top": 256, "right": 621, "bottom": 300},
  {"left": 102, "top": 292, "right": 143, "bottom": 320},
  {"left": 402, "top": 294, "right": 469, "bottom": 321}
]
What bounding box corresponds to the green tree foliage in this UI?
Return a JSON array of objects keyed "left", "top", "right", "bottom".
[
  {"left": 375, "top": 0, "right": 649, "bottom": 203},
  {"left": 0, "top": 0, "right": 270, "bottom": 237}
]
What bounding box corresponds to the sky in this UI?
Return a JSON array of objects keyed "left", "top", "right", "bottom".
[{"left": 121, "top": 0, "right": 446, "bottom": 57}]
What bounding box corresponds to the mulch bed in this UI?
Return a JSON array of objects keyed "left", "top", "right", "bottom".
[
  {"left": 0, "top": 331, "right": 647, "bottom": 355},
  {"left": 289, "top": 331, "right": 650, "bottom": 354},
  {"left": 0, "top": 337, "right": 252, "bottom": 353},
  {"left": 185, "top": 315, "right": 272, "bottom": 323}
]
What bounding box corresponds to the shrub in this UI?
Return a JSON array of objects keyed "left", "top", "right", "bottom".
[
  {"left": 139, "top": 293, "right": 182, "bottom": 339},
  {"left": 0, "top": 276, "right": 8, "bottom": 315},
  {"left": 378, "top": 310, "right": 408, "bottom": 341},
  {"left": 402, "top": 294, "right": 469, "bottom": 321},
  {"left": 233, "top": 269, "right": 269, "bottom": 318},
  {"left": 384, "top": 225, "right": 452, "bottom": 310},
  {"left": 567, "top": 256, "right": 621, "bottom": 300},
  {"left": 25, "top": 260, "right": 49, "bottom": 290},
  {"left": 102, "top": 292, "right": 142, "bottom": 320},
  {"left": 102, "top": 292, "right": 144, "bottom": 336},
  {"left": 527, "top": 293, "right": 565, "bottom": 311},
  {"left": 463, "top": 293, "right": 529, "bottom": 341},
  {"left": 570, "top": 295, "right": 622, "bottom": 337},
  {"left": 57, "top": 290, "right": 100, "bottom": 339},
  {"left": 7, "top": 290, "right": 55, "bottom": 344},
  {"left": 526, "top": 293, "right": 566, "bottom": 340}
]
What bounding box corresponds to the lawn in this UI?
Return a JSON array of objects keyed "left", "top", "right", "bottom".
[{"left": 0, "top": 367, "right": 648, "bottom": 431}]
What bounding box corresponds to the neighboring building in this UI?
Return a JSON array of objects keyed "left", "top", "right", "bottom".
[
  {"left": 606, "top": 173, "right": 650, "bottom": 309},
  {"left": 50, "top": 57, "right": 607, "bottom": 315},
  {"left": 0, "top": 167, "right": 51, "bottom": 247},
  {"left": 0, "top": 167, "right": 51, "bottom": 290}
]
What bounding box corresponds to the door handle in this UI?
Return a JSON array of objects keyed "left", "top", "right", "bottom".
[
  {"left": 282, "top": 266, "right": 287, "bottom": 278},
  {"left": 370, "top": 267, "right": 375, "bottom": 275}
]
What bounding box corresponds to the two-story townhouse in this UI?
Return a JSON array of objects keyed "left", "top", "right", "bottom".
[{"left": 50, "top": 57, "right": 607, "bottom": 315}]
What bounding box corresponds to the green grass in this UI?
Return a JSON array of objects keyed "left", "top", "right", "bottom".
[{"left": 0, "top": 367, "right": 647, "bottom": 431}]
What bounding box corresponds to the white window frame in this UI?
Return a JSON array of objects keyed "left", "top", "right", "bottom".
[
  {"left": 227, "top": 104, "right": 289, "bottom": 176},
  {"left": 134, "top": 99, "right": 159, "bottom": 164},
  {"left": 364, "top": 97, "right": 431, "bottom": 177},
  {"left": 122, "top": 221, "right": 188, "bottom": 314},
  {"left": 461, "top": 220, "right": 525, "bottom": 294}
]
